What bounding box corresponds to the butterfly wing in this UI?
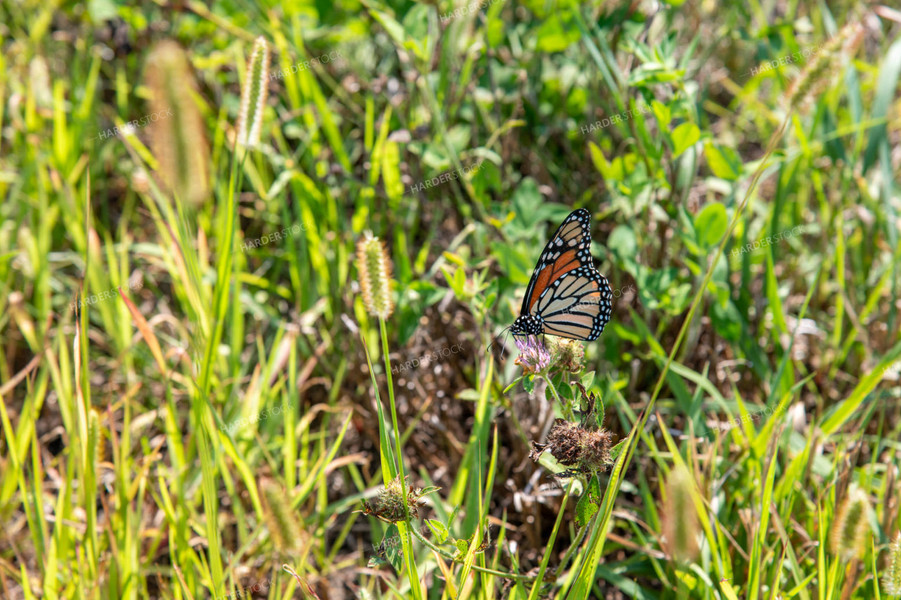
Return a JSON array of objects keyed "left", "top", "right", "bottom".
[
  {"left": 519, "top": 208, "right": 593, "bottom": 315},
  {"left": 532, "top": 269, "right": 612, "bottom": 341},
  {"left": 518, "top": 208, "right": 613, "bottom": 341}
]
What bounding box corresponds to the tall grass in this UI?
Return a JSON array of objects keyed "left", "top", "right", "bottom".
[{"left": 1, "top": 2, "right": 900, "bottom": 600}]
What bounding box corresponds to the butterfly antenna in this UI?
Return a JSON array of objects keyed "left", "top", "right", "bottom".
[{"left": 487, "top": 326, "right": 511, "bottom": 360}]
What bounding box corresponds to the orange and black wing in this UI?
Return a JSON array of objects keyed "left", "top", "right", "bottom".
[
  {"left": 531, "top": 269, "right": 612, "bottom": 341},
  {"left": 519, "top": 209, "right": 612, "bottom": 341}
]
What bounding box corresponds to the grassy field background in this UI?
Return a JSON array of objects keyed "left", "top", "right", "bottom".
[{"left": 2, "top": 1, "right": 901, "bottom": 599}]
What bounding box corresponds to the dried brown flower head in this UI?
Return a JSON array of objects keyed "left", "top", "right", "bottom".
[
  {"left": 530, "top": 419, "right": 614, "bottom": 475},
  {"left": 361, "top": 476, "right": 425, "bottom": 523}
]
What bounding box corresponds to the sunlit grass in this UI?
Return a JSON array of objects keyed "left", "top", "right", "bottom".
[{"left": 1, "top": 2, "right": 900, "bottom": 600}]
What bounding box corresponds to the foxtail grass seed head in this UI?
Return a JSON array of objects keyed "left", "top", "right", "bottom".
[
  {"left": 260, "top": 479, "right": 303, "bottom": 553},
  {"left": 236, "top": 37, "right": 270, "bottom": 148},
  {"left": 29, "top": 55, "right": 53, "bottom": 109},
  {"left": 883, "top": 533, "right": 901, "bottom": 596},
  {"left": 145, "top": 40, "right": 210, "bottom": 206},
  {"left": 787, "top": 22, "right": 865, "bottom": 111},
  {"left": 361, "top": 476, "right": 424, "bottom": 523},
  {"left": 529, "top": 419, "right": 613, "bottom": 475},
  {"left": 662, "top": 465, "right": 700, "bottom": 563},
  {"left": 830, "top": 487, "right": 871, "bottom": 560},
  {"left": 356, "top": 232, "right": 394, "bottom": 320}
]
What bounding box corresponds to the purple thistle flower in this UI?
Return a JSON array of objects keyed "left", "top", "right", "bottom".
[{"left": 514, "top": 336, "right": 551, "bottom": 374}]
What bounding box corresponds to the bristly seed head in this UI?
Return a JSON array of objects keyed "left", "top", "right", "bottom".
[
  {"left": 662, "top": 465, "right": 700, "bottom": 563},
  {"left": 356, "top": 232, "right": 394, "bottom": 320},
  {"left": 237, "top": 37, "right": 270, "bottom": 148},
  {"left": 548, "top": 337, "right": 584, "bottom": 373},
  {"left": 831, "top": 486, "right": 871, "bottom": 561},
  {"left": 883, "top": 532, "right": 901, "bottom": 596},
  {"left": 145, "top": 40, "right": 210, "bottom": 206},
  {"left": 260, "top": 479, "right": 303, "bottom": 553},
  {"left": 530, "top": 419, "right": 613, "bottom": 475},
  {"left": 787, "top": 22, "right": 865, "bottom": 111},
  {"left": 361, "top": 476, "right": 424, "bottom": 523}
]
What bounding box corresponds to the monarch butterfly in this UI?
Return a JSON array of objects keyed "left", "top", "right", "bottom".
[{"left": 509, "top": 208, "right": 613, "bottom": 341}]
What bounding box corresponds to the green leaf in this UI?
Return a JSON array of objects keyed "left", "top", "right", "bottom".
[
  {"left": 579, "top": 370, "right": 595, "bottom": 390},
  {"left": 651, "top": 100, "right": 671, "bottom": 128},
  {"left": 575, "top": 475, "right": 601, "bottom": 527},
  {"left": 703, "top": 143, "right": 741, "bottom": 181},
  {"left": 383, "top": 525, "right": 404, "bottom": 572},
  {"left": 522, "top": 375, "right": 535, "bottom": 394},
  {"left": 711, "top": 299, "right": 743, "bottom": 343},
  {"left": 369, "top": 8, "right": 407, "bottom": 49},
  {"left": 440, "top": 266, "right": 466, "bottom": 297},
  {"left": 607, "top": 225, "right": 638, "bottom": 273},
  {"left": 367, "top": 555, "right": 388, "bottom": 568},
  {"left": 534, "top": 11, "right": 580, "bottom": 53},
  {"left": 454, "top": 538, "right": 470, "bottom": 559},
  {"left": 381, "top": 141, "right": 404, "bottom": 201},
  {"left": 588, "top": 142, "right": 613, "bottom": 180},
  {"left": 694, "top": 202, "right": 728, "bottom": 247},
  {"left": 608, "top": 439, "right": 627, "bottom": 463},
  {"left": 671, "top": 122, "right": 700, "bottom": 158},
  {"left": 426, "top": 519, "right": 449, "bottom": 544}
]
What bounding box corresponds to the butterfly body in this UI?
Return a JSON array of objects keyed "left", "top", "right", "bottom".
[{"left": 510, "top": 209, "right": 612, "bottom": 341}]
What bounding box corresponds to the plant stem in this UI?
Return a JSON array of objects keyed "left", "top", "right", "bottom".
[
  {"left": 544, "top": 375, "right": 576, "bottom": 422},
  {"left": 408, "top": 526, "right": 538, "bottom": 583},
  {"left": 379, "top": 317, "right": 423, "bottom": 600},
  {"left": 528, "top": 480, "right": 575, "bottom": 600}
]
